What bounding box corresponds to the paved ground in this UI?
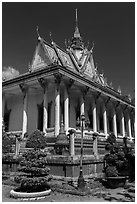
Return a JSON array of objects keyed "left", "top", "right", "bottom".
[
  {"left": 2, "top": 181, "right": 135, "bottom": 202},
  {"left": 2, "top": 185, "right": 107, "bottom": 202},
  {"left": 2, "top": 175, "right": 135, "bottom": 202}
]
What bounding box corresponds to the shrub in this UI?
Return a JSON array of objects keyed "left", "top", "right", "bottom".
[
  {"left": 14, "top": 149, "right": 52, "bottom": 192},
  {"left": 106, "top": 133, "right": 116, "bottom": 145},
  {"left": 105, "top": 166, "right": 118, "bottom": 177},
  {"left": 2, "top": 131, "right": 12, "bottom": 153},
  {"left": 104, "top": 133, "right": 129, "bottom": 178},
  {"left": 26, "top": 129, "right": 46, "bottom": 149}
]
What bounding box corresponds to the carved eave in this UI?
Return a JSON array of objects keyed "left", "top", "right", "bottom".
[{"left": 2, "top": 63, "right": 135, "bottom": 110}]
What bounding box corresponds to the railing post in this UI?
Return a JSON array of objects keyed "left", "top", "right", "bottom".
[
  {"left": 68, "top": 129, "right": 76, "bottom": 156},
  {"left": 93, "top": 132, "right": 99, "bottom": 159}
]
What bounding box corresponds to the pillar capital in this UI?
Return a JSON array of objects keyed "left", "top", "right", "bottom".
[
  {"left": 104, "top": 96, "right": 111, "bottom": 108},
  {"left": 54, "top": 73, "right": 62, "bottom": 91},
  {"left": 64, "top": 78, "right": 75, "bottom": 94},
  {"left": 68, "top": 78, "right": 74, "bottom": 89},
  {"left": 19, "top": 83, "right": 28, "bottom": 98},
  {"left": 93, "top": 91, "right": 101, "bottom": 105},
  {"left": 122, "top": 105, "right": 128, "bottom": 113},
  {"left": 38, "top": 78, "right": 48, "bottom": 91},
  {"left": 19, "top": 83, "right": 28, "bottom": 92},
  {"left": 81, "top": 86, "right": 89, "bottom": 100},
  {"left": 114, "top": 101, "right": 120, "bottom": 111},
  {"left": 54, "top": 73, "right": 62, "bottom": 84}
]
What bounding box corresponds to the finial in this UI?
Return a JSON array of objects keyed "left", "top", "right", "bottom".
[
  {"left": 110, "top": 82, "right": 113, "bottom": 89},
  {"left": 86, "top": 41, "right": 90, "bottom": 49},
  {"left": 128, "top": 94, "right": 131, "bottom": 102},
  {"left": 74, "top": 8, "right": 81, "bottom": 38},
  {"left": 28, "top": 62, "right": 32, "bottom": 72},
  {"left": 75, "top": 8, "right": 78, "bottom": 28},
  {"left": 50, "top": 32, "right": 54, "bottom": 44},
  {"left": 95, "top": 62, "right": 98, "bottom": 70},
  {"left": 91, "top": 41, "right": 94, "bottom": 52},
  {"left": 36, "top": 26, "right": 41, "bottom": 40},
  {"left": 118, "top": 86, "right": 121, "bottom": 94},
  {"left": 101, "top": 69, "right": 104, "bottom": 76},
  {"left": 65, "top": 39, "right": 67, "bottom": 49}
]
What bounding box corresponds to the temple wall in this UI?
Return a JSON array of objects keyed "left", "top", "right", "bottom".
[
  {"left": 27, "top": 89, "right": 55, "bottom": 133},
  {"left": 7, "top": 95, "right": 23, "bottom": 132},
  {"left": 27, "top": 92, "right": 42, "bottom": 134},
  {"left": 69, "top": 94, "right": 77, "bottom": 128}
]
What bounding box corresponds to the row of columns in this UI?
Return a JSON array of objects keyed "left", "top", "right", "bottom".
[{"left": 2, "top": 79, "right": 134, "bottom": 140}]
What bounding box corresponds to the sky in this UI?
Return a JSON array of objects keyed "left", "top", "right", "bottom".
[{"left": 2, "top": 2, "right": 135, "bottom": 98}]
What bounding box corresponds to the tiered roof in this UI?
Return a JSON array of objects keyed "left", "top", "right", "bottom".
[{"left": 31, "top": 22, "right": 108, "bottom": 88}]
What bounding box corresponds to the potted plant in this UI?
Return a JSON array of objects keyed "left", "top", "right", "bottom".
[
  {"left": 10, "top": 130, "right": 52, "bottom": 199},
  {"left": 103, "top": 133, "right": 128, "bottom": 188}
]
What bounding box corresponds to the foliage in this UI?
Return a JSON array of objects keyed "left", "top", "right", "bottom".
[
  {"left": 14, "top": 149, "right": 52, "bottom": 192},
  {"left": 104, "top": 134, "right": 129, "bottom": 177},
  {"left": 106, "top": 133, "right": 116, "bottom": 145},
  {"left": 25, "top": 129, "right": 46, "bottom": 149},
  {"left": 2, "top": 131, "right": 15, "bottom": 153},
  {"left": 15, "top": 176, "right": 51, "bottom": 192},
  {"left": 105, "top": 166, "right": 118, "bottom": 177}
]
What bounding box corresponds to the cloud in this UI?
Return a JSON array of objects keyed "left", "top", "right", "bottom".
[{"left": 2, "top": 66, "right": 20, "bottom": 81}]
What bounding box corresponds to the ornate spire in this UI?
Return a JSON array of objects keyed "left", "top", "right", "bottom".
[
  {"left": 70, "top": 9, "right": 84, "bottom": 50},
  {"left": 74, "top": 8, "right": 80, "bottom": 38}
]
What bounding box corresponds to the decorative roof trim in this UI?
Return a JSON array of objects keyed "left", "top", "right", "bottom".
[
  {"left": 81, "top": 51, "right": 92, "bottom": 73},
  {"left": 51, "top": 42, "right": 64, "bottom": 67},
  {"left": 67, "top": 50, "right": 80, "bottom": 72},
  {"left": 2, "top": 65, "right": 134, "bottom": 108}
]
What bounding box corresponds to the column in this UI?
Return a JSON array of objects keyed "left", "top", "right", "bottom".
[
  {"left": 103, "top": 104, "right": 108, "bottom": 137},
  {"left": 22, "top": 91, "right": 28, "bottom": 138},
  {"left": 113, "top": 108, "right": 117, "bottom": 138},
  {"left": 80, "top": 94, "right": 84, "bottom": 116},
  {"left": 38, "top": 78, "right": 48, "bottom": 134},
  {"left": 2, "top": 93, "right": 5, "bottom": 118},
  {"left": 43, "top": 86, "right": 48, "bottom": 133},
  {"left": 92, "top": 97, "right": 98, "bottom": 159},
  {"left": 121, "top": 112, "right": 125, "bottom": 137},
  {"left": 54, "top": 82, "right": 60, "bottom": 137},
  {"left": 128, "top": 115, "right": 132, "bottom": 139},
  {"left": 64, "top": 86, "right": 69, "bottom": 132},
  {"left": 93, "top": 99, "right": 97, "bottom": 132},
  {"left": 19, "top": 84, "right": 28, "bottom": 138}
]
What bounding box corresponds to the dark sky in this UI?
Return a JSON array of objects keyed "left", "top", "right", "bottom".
[{"left": 2, "top": 2, "right": 135, "bottom": 98}]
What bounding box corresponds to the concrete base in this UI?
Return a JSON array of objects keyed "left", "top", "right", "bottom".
[{"left": 46, "top": 155, "right": 104, "bottom": 178}]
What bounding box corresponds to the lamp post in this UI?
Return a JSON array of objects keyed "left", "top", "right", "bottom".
[{"left": 77, "top": 114, "right": 90, "bottom": 189}]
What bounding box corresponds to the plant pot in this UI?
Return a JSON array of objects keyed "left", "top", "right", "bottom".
[
  {"left": 10, "top": 188, "right": 51, "bottom": 199},
  {"left": 106, "top": 176, "right": 127, "bottom": 189}
]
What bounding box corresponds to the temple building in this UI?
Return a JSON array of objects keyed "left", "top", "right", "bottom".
[{"left": 2, "top": 12, "right": 135, "bottom": 169}]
